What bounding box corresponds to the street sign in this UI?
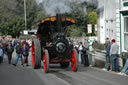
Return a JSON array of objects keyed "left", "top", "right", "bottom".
[
  {"left": 23, "top": 30, "right": 28, "bottom": 35},
  {"left": 88, "top": 24, "right": 92, "bottom": 33},
  {"left": 95, "top": 24, "right": 98, "bottom": 31}
]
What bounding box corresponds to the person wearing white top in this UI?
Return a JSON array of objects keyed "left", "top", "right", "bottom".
[
  {"left": 78, "top": 42, "right": 85, "bottom": 65},
  {"left": 110, "top": 39, "right": 119, "bottom": 72}
]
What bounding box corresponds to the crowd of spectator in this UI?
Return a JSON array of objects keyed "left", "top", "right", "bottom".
[
  {"left": 101, "top": 38, "right": 128, "bottom": 75},
  {"left": 69, "top": 37, "right": 128, "bottom": 76},
  {"left": 0, "top": 36, "right": 32, "bottom": 67},
  {"left": 0, "top": 36, "right": 128, "bottom": 76},
  {"left": 69, "top": 38, "right": 92, "bottom": 67}
]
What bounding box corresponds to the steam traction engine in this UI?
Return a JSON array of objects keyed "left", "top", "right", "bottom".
[{"left": 31, "top": 14, "right": 78, "bottom": 73}]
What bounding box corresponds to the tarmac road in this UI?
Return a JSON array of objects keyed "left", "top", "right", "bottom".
[{"left": 0, "top": 52, "right": 128, "bottom": 85}]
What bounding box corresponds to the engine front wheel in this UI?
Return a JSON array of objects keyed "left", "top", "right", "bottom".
[
  {"left": 43, "top": 49, "right": 49, "bottom": 73},
  {"left": 31, "top": 39, "right": 41, "bottom": 69},
  {"left": 71, "top": 49, "right": 78, "bottom": 72}
]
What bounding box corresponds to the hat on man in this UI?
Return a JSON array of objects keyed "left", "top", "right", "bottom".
[{"left": 111, "top": 39, "right": 116, "bottom": 43}]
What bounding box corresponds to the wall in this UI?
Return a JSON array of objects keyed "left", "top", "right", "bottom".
[{"left": 104, "top": 0, "right": 117, "bottom": 40}]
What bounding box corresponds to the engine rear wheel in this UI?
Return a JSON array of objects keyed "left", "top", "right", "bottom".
[
  {"left": 43, "top": 49, "right": 49, "bottom": 73},
  {"left": 71, "top": 49, "right": 78, "bottom": 72},
  {"left": 60, "top": 62, "right": 69, "bottom": 68},
  {"left": 32, "top": 39, "right": 41, "bottom": 69}
]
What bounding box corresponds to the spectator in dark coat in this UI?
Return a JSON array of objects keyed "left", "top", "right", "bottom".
[
  {"left": 102, "top": 41, "right": 111, "bottom": 71},
  {"left": 21, "top": 40, "right": 30, "bottom": 50},
  {"left": 118, "top": 48, "right": 128, "bottom": 75},
  {"left": 2, "top": 40, "right": 8, "bottom": 54},
  {"left": 79, "top": 42, "right": 86, "bottom": 65},
  {"left": 83, "top": 39, "right": 89, "bottom": 67},
  {"left": 13, "top": 42, "right": 23, "bottom": 66},
  {"left": 6, "top": 42, "right": 14, "bottom": 64},
  {"left": 22, "top": 44, "right": 29, "bottom": 66},
  {"left": 0, "top": 44, "right": 4, "bottom": 63}
]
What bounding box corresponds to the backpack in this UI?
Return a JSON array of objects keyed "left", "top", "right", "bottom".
[
  {"left": 16, "top": 46, "right": 21, "bottom": 54},
  {"left": 22, "top": 48, "right": 29, "bottom": 56},
  {"left": 8, "top": 47, "right": 13, "bottom": 53}
]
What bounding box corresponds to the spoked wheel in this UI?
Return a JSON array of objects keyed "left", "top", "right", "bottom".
[
  {"left": 43, "top": 49, "right": 49, "bottom": 73},
  {"left": 71, "top": 49, "right": 78, "bottom": 72},
  {"left": 32, "top": 42, "right": 35, "bottom": 68},
  {"left": 31, "top": 39, "right": 41, "bottom": 69}
]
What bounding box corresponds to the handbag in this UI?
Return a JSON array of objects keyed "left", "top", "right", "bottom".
[{"left": 82, "top": 46, "right": 86, "bottom": 54}]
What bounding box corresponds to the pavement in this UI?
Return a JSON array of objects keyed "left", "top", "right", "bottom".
[{"left": 0, "top": 51, "right": 128, "bottom": 85}]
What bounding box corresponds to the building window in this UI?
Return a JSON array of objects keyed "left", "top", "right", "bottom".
[
  {"left": 124, "top": 34, "right": 128, "bottom": 50},
  {"left": 124, "top": 17, "right": 128, "bottom": 50},
  {"left": 124, "top": 17, "right": 128, "bottom": 32}
]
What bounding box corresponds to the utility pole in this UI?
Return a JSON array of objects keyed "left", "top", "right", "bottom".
[{"left": 24, "top": 0, "right": 27, "bottom": 30}]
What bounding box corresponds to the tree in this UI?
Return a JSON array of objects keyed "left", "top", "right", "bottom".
[
  {"left": 65, "top": 2, "right": 98, "bottom": 37},
  {"left": 66, "top": 25, "right": 83, "bottom": 37},
  {"left": 0, "top": 0, "right": 98, "bottom": 37},
  {"left": 0, "top": 16, "right": 25, "bottom": 37},
  {"left": 0, "top": 0, "right": 45, "bottom": 37},
  {"left": 88, "top": 12, "right": 97, "bottom": 36}
]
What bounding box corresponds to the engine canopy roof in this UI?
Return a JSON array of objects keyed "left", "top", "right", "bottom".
[{"left": 38, "top": 16, "right": 76, "bottom": 27}]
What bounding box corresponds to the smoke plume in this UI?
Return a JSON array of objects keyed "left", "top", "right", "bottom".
[{"left": 36, "top": 0, "right": 98, "bottom": 16}]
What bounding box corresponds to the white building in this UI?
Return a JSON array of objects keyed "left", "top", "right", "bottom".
[
  {"left": 98, "top": 0, "right": 117, "bottom": 44},
  {"left": 119, "top": 0, "right": 128, "bottom": 52},
  {"left": 104, "top": 0, "right": 117, "bottom": 40},
  {"left": 115, "top": 0, "right": 121, "bottom": 53},
  {"left": 98, "top": 0, "right": 128, "bottom": 53},
  {"left": 97, "top": 7, "right": 105, "bottom": 44}
]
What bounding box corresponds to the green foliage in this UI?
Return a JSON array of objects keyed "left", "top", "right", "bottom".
[
  {"left": 26, "top": 0, "right": 39, "bottom": 29},
  {"left": 66, "top": 25, "right": 83, "bottom": 37},
  {"left": 93, "top": 43, "right": 105, "bottom": 50},
  {"left": 0, "top": 0, "right": 45, "bottom": 37},
  {"left": 66, "top": 5, "right": 87, "bottom": 36},
  {"left": 88, "top": 12, "right": 97, "bottom": 25},
  {"left": 66, "top": 3, "right": 98, "bottom": 37},
  {"left": 0, "top": 0, "right": 98, "bottom": 38},
  {"left": 88, "top": 12, "right": 97, "bottom": 36},
  {"left": 0, "top": 16, "right": 25, "bottom": 37},
  {"left": 19, "top": 35, "right": 36, "bottom": 40}
]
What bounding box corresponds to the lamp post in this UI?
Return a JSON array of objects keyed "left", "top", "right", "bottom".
[{"left": 24, "top": 0, "right": 27, "bottom": 30}]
